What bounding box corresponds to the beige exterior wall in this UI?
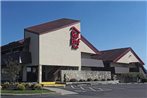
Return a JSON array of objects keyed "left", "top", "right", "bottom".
[
  {"left": 39, "top": 23, "right": 81, "bottom": 67},
  {"left": 24, "top": 31, "right": 39, "bottom": 65},
  {"left": 79, "top": 40, "right": 95, "bottom": 54},
  {"left": 39, "top": 23, "right": 96, "bottom": 66},
  {"left": 117, "top": 51, "right": 140, "bottom": 64},
  {"left": 25, "top": 23, "right": 97, "bottom": 67}
]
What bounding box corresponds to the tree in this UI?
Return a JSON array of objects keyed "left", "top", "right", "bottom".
[{"left": 4, "top": 56, "right": 23, "bottom": 82}]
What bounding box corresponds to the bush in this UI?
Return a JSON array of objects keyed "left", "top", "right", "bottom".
[
  {"left": 1, "top": 82, "right": 43, "bottom": 90},
  {"left": 31, "top": 83, "right": 42, "bottom": 90},
  {"left": 117, "top": 73, "right": 145, "bottom": 83},
  {"left": 107, "top": 79, "right": 111, "bottom": 81},
  {"left": 141, "top": 79, "right": 147, "bottom": 83},
  {"left": 94, "top": 79, "right": 98, "bottom": 81},
  {"left": 25, "top": 83, "right": 32, "bottom": 89},
  {"left": 137, "top": 73, "right": 145, "bottom": 79},
  {"left": 14, "top": 82, "right": 19, "bottom": 86},
  {"left": 87, "top": 78, "right": 92, "bottom": 81},
  {"left": 1, "top": 82, "right": 10, "bottom": 89},
  {"left": 9, "top": 82, "right": 18, "bottom": 90},
  {"left": 70, "top": 78, "right": 78, "bottom": 82},
  {"left": 79, "top": 79, "right": 85, "bottom": 82},
  {"left": 101, "top": 79, "right": 105, "bottom": 81},
  {"left": 16, "top": 84, "right": 25, "bottom": 90}
]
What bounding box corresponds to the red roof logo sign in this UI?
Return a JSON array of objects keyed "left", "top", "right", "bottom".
[{"left": 70, "top": 26, "right": 80, "bottom": 49}]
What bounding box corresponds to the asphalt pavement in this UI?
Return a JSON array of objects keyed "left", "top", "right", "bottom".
[{"left": 2, "top": 83, "right": 147, "bottom": 98}]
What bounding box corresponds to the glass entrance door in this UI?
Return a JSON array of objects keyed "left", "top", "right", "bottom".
[{"left": 27, "top": 66, "right": 38, "bottom": 82}]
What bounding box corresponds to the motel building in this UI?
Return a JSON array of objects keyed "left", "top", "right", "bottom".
[{"left": 1, "top": 18, "right": 146, "bottom": 83}]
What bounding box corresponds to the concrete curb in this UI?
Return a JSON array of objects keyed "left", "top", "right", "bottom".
[
  {"left": 1, "top": 92, "right": 56, "bottom": 96},
  {"left": 118, "top": 83, "right": 147, "bottom": 84}
]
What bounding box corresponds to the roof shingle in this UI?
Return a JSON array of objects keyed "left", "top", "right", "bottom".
[
  {"left": 24, "top": 18, "right": 80, "bottom": 34},
  {"left": 93, "top": 47, "right": 144, "bottom": 65},
  {"left": 95, "top": 47, "right": 130, "bottom": 61}
]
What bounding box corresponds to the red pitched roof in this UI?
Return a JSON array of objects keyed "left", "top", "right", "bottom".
[
  {"left": 93, "top": 47, "right": 144, "bottom": 65},
  {"left": 24, "top": 18, "right": 80, "bottom": 34}
]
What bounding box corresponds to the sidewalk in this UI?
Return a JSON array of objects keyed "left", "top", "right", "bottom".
[
  {"left": 43, "top": 87, "right": 78, "bottom": 95},
  {"left": 66, "top": 80, "right": 119, "bottom": 85}
]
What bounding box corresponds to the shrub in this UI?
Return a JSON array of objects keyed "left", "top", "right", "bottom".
[
  {"left": 87, "top": 78, "right": 92, "bottom": 81},
  {"left": 141, "top": 79, "right": 147, "bottom": 83},
  {"left": 101, "top": 79, "right": 105, "bottom": 81},
  {"left": 94, "top": 79, "right": 98, "bottom": 81},
  {"left": 117, "top": 72, "right": 146, "bottom": 83},
  {"left": 25, "top": 83, "right": 32, "bottom": 89},
  {"left": 32, "top": 83, "right": 42, "bottom": 90},
  {"left": 16, "top": 84, "right": 25, "bottom": 90},
  {"left": 1, "top": 82, "right": 10, "bottom": 89},
  {"left": 70, "top": 78, "right": 78, "bottom": 82},
  {"left": 14, "top": 82, "right": 19, "bottom": 86},
  {"left": 107, "top": 79, "right": 111, "bottom": 81},
  {"left": 79, "top": 79, "right": 85, "bottom": 82},
  {"left": 10, "top": 82, "right": 18, "bottom": 90}
]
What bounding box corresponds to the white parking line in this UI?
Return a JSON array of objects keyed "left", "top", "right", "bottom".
[
  {"left": 80, "top": 86, "right": 85, "bottom": 90},
  {"left": 89, "top": 87, "right": 96, "bottom": 91},
  {"left": 98, "top": 88, "right": 104, "bottom": 91},
  {"left": 69, "top": 85, "right": 113, "bottom": 93},
  {"left": 71, "top": 85, "right": 75, "bottom": 89}
]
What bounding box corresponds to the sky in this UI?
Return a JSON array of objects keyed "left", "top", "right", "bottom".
[{"left": 1, "top": 1, "right": 147, "bottom": 69}]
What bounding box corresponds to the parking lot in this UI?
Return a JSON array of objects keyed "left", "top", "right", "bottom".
[
  {"left": 2, "top": 83, "right": 147, "bottom": 98},
  {"left": 63, "top": 83, "right": 113, "bottom": 93},
  {"left": 59, "top": 83, "right": 147, "bottom": 96}
]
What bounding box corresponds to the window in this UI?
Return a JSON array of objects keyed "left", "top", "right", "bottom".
[
  {"left": 27, "top": 67, "right": 31, "bottom": 72},
  {"left": 32, "top": 68, "right": 36, "bottom": 73}
]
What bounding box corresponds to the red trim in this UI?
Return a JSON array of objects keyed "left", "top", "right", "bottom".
[
  {"left": 81, "top": 35, "right": 100, "bottom": 54},
  {"left": 130, "top": 49, "right": 144, "bottom": 65},
  {"left": 24, "top": 29, "right": 40, "bottom": 35},
  {"left": 114, "top": 48, "right": 144, "bottom": 65},
  {"left": 24, "top": 22, "right": 80, "bottom": 35}
]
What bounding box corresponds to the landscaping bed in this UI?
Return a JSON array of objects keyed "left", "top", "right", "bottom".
[
  {"left": 1, "top": 82, "right": 53, "bottom": 95},
  {"left": 1, "top": 89, "right": 52, "bottom": 94}
]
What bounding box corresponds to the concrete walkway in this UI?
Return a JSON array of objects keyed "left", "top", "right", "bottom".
[
  {"left": 43, "top": 87, "right": 78, "bottom": 95},
  {"left": 66, "top": 80, "right": 119, "bottom": 85}
]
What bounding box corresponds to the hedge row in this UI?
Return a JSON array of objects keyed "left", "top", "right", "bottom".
[
  {"left": 69, "top": 78, "right": 112, "bottom": 82},
  {"left": 1, "top": 82, "right": 42, "bottom": 90}
]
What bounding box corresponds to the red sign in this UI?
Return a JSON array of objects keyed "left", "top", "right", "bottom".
[{"left": 70, "top": 26, "right": 80, "bottom": 49}]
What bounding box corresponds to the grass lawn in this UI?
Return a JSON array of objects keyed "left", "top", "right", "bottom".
[{"left": 1, "top": 89, "right": 53, "bottom": 94}]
